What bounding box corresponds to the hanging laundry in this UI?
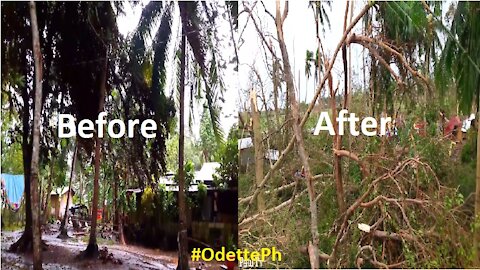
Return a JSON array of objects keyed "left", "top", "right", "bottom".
[{"left": 1, "top": 174, "right": 25, "bottom": 211}]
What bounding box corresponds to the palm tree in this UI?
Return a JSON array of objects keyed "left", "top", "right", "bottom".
[
  {"left": 370, "top": 1, "right": 439, "bottom": 115},
  {"left": 130, "top": 2, "right": 236, "bottom": 267},
  {"left": 434, "top": 2, "right": 480, "bottom": 265},
  {"left": 51, "top": 2, "right": 118, "bottom": 257},
  {"left": 305, "top": 50, "right": 314, "bottom": 104}
]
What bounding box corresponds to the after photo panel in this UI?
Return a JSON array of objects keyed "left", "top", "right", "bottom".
[
  {"left": 1, "top": 1, "right": 238, "bottom": 269},
  {"left": 237, "top": 0, "right": 480, "bottom": 269}
]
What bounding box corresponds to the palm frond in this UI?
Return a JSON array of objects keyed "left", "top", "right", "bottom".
[
  {"left": 136, "top": 1, "right": 163, "bottom": 40},
  {"left": 203, "top": 83, "right": 224, "bottom": 144},
  {"left": 435, "top": 2, "right": 480, "bottom": 113},
  {"left": 383, "top": 1, "right": 428, "bottom": 43},
  {"left": 151, "top": 3, "right": 173, "bottom": 103},
  {"left": 130, "top": 1, "right": 163, "bottom": 70},
  {"left": 178, "top": 1, "right": 225, "bottom": 142}
]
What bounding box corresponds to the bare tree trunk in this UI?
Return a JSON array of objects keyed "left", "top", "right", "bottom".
[
  {"left": 84, "top": 55, "right": 107, "bottom": 258},
  {"left": 251, "top": 89, "right": 265, "bottom": 211},
  {"left": 29, "top": 2, "right": 43, "bottom": 268},
  {"left": 329, "top": 76, "right": 346, "bottom": 214},
  {"left": 275, "top": 1, "right": 319, "bottom": 268},
  {"left": 59, "top": 143, "right": 78, "bottom": 238},
  {"left": 348, "top": 1, "right": 354, "bottom": 108},
  {"left": 79, "top": 172, "right": 83, "bottom": 205},
  {"left": 342, "top": 0, "right": 349, "bottom": 110},
  {"left": 118, "top": 209, "right": 126, "bottom": 245},
  {"left": 118, "top": 167, "right": 127, "bottom": 245},
  {"left": 331, "top": 1, "right": 350, "bottom": 215},
  {"left": 272, "top": 58, "right": 281, "bottom": 127},
  {"left": 177, "top": 25, "right": 189, "bottom": 270}
]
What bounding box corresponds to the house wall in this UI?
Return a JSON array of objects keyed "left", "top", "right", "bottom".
[
  {"left": 240, "top": 148, "right": 254, "bottom": 170},
  {"left": 49, "top": 191, "right": 73, "bottom": 220},
  {"left": 50, "top": 195, "right": 59, "bottom": 218},
  {"left": 58, "top": 191, "right": 73, "bottom": 219}
]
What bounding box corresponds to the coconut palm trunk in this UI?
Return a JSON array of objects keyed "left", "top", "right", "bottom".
[
  {"left": 177, "top": 27, "right": 189, "bottom": 270},
  {"left": 84, "top": 55, "right": 107, "bottom": 257},
  {"left": 29, "top": 1, "right": 43, "bottom": 268}
]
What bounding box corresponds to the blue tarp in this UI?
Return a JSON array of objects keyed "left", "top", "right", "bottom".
[{"left": 1, "top": 174, "right": 25, "bottom": 210}]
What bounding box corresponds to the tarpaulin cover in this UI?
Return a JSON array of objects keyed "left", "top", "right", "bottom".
[{"left": 1, "top": 174, "right": 25, "bottom": 210}]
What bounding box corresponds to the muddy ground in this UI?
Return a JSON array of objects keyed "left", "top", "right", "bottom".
[{"left": 1, "top": 224, "right": 222, "bottom": 270}]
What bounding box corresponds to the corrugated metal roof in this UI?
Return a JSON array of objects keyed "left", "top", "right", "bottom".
[
  {"left": 238, "top": 137, "right": 253, "bottom": 150},
  {"left": 265, "top": 149, "right": 280, "bottom": 161},
  {"left": 194, "top": 162, "right": 220, "bottom": 182},
  {"left": 50, "top": 186, "right": 72, "bottom": 196}
]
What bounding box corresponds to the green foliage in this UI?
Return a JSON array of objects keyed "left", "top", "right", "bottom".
[
  {"left": 445, "top": 192, "right": 464, "bottom": 210},
  {"left": 461, "top": 130, "right": 477, "bottom": 164},
  {"left": 166, "top": 134, "right": 201, "bottom": 172},
  {"left": 184, "top": 160, "right": 195, "bottom": 188},
  {"left": 1, "top": 140, "right": 23, "bottom": 175},
  {"left": 174, "top": 160, "right": 195, "bottom": 189},
  {"left": 200, "top": 107, "right": 218, "bottom": 162},
  {"left": 197, "top": 182, "right": 207, "bottom": 199},
  {"left": 141, "top": 187, "right": 156, "bottom": 218},
  {"left": 1, "top": 104, "right": 23, "bottom": 174},
  {"left": 435, "top": 2, "right": 480, "bottom": 113},
  {"left": 381, "top": 1, "right": 428, "bottom": 43},
  {"left": 1, "top": 204, "right": 25, "bottom": 231},
  {"left": 213, "top": 132, "right": 238, "bottom": 188},
  {"left": 416, "top": 137, "right": 449, "bottom": 179}
]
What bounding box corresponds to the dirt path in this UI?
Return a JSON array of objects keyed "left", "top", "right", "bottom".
[{"left": 1, "top": 225, "right": 220, "bottom": 270}]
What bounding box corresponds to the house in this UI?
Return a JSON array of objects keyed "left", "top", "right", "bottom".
[
  {"left": 124, "top": 162, "right": 237, "bottom": 249},
  {"left": 194, "top": 162, "right": 220, "bottom": 187},
  {"left": 265, "top": 149, "right": 279, "bottom": 162},
  {"left": 239, "top": 137, "right": 254, "bottom": 169},
  {"left": 239, "top": 137, "right": 280, "bottom": 170},
  {"left": 49, "top": 187, "right": 74, "bottom": 220}
]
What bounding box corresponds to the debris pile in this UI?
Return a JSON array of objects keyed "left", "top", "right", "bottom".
[{"left": 99, "top": 247, "right": 122, "bottom": 265}]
